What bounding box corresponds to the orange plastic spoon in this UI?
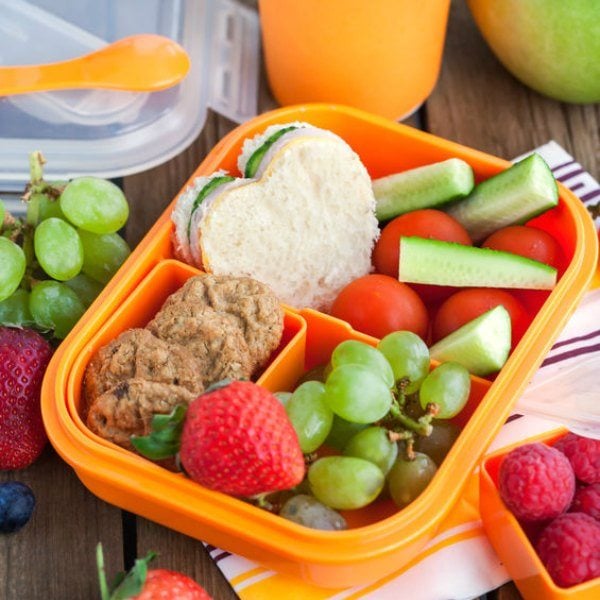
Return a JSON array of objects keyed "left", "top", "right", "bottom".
[{"left": 0, "top": 34, "right": 191, "bottom": 95}]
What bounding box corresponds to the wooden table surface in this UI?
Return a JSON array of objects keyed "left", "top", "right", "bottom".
[{"left": 1, "top": 2, "right": 598, "bottom": 599}]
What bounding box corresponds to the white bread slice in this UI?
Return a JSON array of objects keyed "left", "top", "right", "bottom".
[
  {"left": 197, "top": 133, "right": 379, "bottom": 311},
  {"left": 171, "top": 170, "right": 233, "bottom": 265}
]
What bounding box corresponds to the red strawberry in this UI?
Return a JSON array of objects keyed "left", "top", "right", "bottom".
[
  {"left": 97, "top": 544, "right": 211, "bottom": 599},
  {"left": 0, "top": 326, "right": 53, "bottom": 470},
  {"left": 180, "top": 380, "right": 305, "bottom": 497}
]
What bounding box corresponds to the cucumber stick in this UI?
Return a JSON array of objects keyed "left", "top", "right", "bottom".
[
  {"left": 430, "top": 306, "right": 511, "bottom": 376},
  {"left": 445, "top": 153, "right": 558, "bottom": 243},
  {"left": 399, "top": 237, "right": 557, "bottom": 289},
  {"left": 373, "top": 158, "right": 474, "bottom": 221}
]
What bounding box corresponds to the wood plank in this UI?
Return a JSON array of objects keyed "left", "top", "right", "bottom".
[
  {"left": 0, "top": 446, "right": 123, "bottom": 599},
  {"left": 427, "top": 0, "right": 600, "bottom": 179},
  {"left": 135, "top": 518, "right": 238, "bottom": 600}
]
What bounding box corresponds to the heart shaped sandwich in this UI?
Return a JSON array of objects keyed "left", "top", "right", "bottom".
[{"left": 171, "top": 122, "right": 380, "bottom": 311}]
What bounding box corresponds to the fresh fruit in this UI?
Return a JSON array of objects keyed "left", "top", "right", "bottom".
[
  {"left": 570, "top": 483, "right": 600, "bottom": 521},
  {"left": 60, "top": 176, "right": 129, "bottom": 234},
  {"left": 399, "top": 237, "right": 557, "bottom": 290},
  {"left": 431, "top": 288, "right": 529, "bottom": 349},
  {"left": 64, "top": 273, "right": 104, "bottom": 308},
  {"left": 325, "top": 364, "right": 393, "bottom": 423},
  {"left": 78, "top": 229, "right": 131, "bottom": 284},
  {"left": 445, "top": 153, "right": 558, "bottom": 242},
  {"left": 377, "top": 331, "right": 430, "bottom": 394},
  {"left": 29, "top": 280, "right": 86, "bottom": 339},
  {"left": 285, "top": 381, "right": 333, "bottom": 453},
  {"left": 429, "top": 306, "right": 511, "bottom": 376},
  {"left": 0, "top": 481, "right": 36, "bottom": 533},
  {"left": 279, "top": 494, "right": 347, "bottom": 530},
  {"left": 0, "top": 238, "right": 26, "bottom": 302},
  {"left": 535, "top": 513, "right": 600, "bottom": 587},
  {"left": 330, "top": 274, "right": 429, "bottom": 340},
  {"left": 343, "top": 426, "right": 398, "bottom": 475},
  {"left": 481, "top": 225, "right": 562, "bottom": 269},
  {"left": 178, "top": 381, "right": 305, "bottom": 497},
  {"left": 330, "top": 340, "right": 394, "bottom": 388},
  {"left": 373, "top": 158, "right": 474, "bottom": 221},
  {"left": 33, "top": 217, "right": 84, "bottom": 281},
  {"left": 372, "top": 208, "right": 472, "bottom": 303},
  {"left": 467, "top": 0, "right": 600, "bottom": 103},
  {"left": 0, "top": 289, "right": 34, "bottom": 328},
  {"left": 0, "top": 327, "right": 53, "bottom": 469},
  {"left": 413, "top": 420, "right": 461, "bottom": 466},
  {"left": 308, "top": 456, "right": 385, "bottom": 509},
  {"left": 418, "top": 362, "right": 470, "bottom": 419},
  {"left": 498, "top": 443, "right": 575, "bottom": 522},
  {"left": 324, "top": 415, "right": 367, "bottom": 451},
  {"left": 554, "top": 433, "right": 600, "bottom": 484},
  {"left": 387, "top": 452, "right": 437, "bottom": 509},
  {"left": 96, "top": 543, "right": 211, "bottom": 599}
]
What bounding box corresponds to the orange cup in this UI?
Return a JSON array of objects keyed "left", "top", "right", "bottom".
[{"left": 258, "top": 0, "right": 451, "bottom": 120}]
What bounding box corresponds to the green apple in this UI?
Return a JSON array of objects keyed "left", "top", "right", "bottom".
[{"left": 467, "top": 0, "right": 600, "bottom": 103}]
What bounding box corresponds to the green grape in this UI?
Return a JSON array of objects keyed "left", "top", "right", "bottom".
[
  {"left": 308, "top": 456, "right": 384, "bottom": 510},
  {"left": 60, "top": 177, "right": 129, "bottom": 234},
  {"left": 0, "top": 237, "right": 26, "bottom": 302},
  {"left": 0, "top": 199, "right": 5, "bottom": 226},
  {"left": 30, "top": 280, "right": 86, "bottom": 339},
  {"left": 64, "top": 273, "right": 104, "bottom": 307},
  {"left": 377, "top": 331, "right": 430, "bottom": 394},
  {"left": 286, "top": 381, "right": 333, "bottom": 453},
  {"left": 38, "top": 195, "right": 65, "bottom": 222},
  {"left": 331, "top": 340, "right": 394, "bottom": 388},
  {"left": 0, "top": 289, "right": 34, "bottom": 327},
  {"left": 279, "top": 494, "right": 347, "bottom": 530},
  {"left": 34, "top": 217, "right": 83, "bottom": 281},
  {"left": 387, "top": 451, "right": 437, "bottom": 509},
  {"left": 419, "top": 362, "right": 471, "bottom": 419},
  {"left": 78, "top": 229, "right": 131, "bottom": 284},
  {"left": 413, "top": 420, "right": 461, "bottom": 466},
  {"left": 325, "top": 364, "right": 392, "bottom": 424},
  {"left": 324, "top": 415, "right": 367, "bottom": 451},
  {"left": 343, "top": 426, "right": 399, "bottom": 475},
  {"left": 274, "top": 391, "right": 292, "bottom": 406}
]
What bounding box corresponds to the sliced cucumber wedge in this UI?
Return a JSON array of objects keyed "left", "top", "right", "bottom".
[
  {"left": 399, "top": 236, "right": 557, "bottom": 289},
  {"left": 429, "top": 305, "right": 511, "bottom": 376},
  {"left": 373, "top": 158, "right": 474, "bottom": 222},
  {"left": 244, "top": 125, "right": 298, "bottom": 178},
  {"left": 445, "top": 153, "right": 558, "bottom": 243}
]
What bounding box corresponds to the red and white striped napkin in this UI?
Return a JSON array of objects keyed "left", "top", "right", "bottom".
[{"left": 205, "top": 142, "right": 600, "bottom": 600}]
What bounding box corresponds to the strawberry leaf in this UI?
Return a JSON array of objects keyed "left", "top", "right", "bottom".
[{"left": 131, "top": 404, "right": 187, "bottom": 460}]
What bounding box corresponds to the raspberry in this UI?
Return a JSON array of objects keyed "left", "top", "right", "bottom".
[
  {"left": 554, "top": 433, "right": 600, "bottom": 484},
  {"left": 536, "top": 512, "right": 600, "bottom": 588},
  {"left": 571, "top": 484, "right": 600, "bottom": 521},
  {"left": 499, "top": 443, "right": 575, "bottom": 521}
]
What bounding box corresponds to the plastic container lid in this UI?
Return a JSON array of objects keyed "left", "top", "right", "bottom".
[{"left": 0, "top": 0, "right": 260, "bottom": 194}]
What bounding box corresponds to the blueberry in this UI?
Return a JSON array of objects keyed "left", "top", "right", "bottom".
[{"left": 0, "top": 481, "right": 36, "bottom": 533}]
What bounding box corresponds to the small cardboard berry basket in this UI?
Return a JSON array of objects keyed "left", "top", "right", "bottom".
[
  {"left": 41, "top": 104, "right": 598, "bottom": 588},
  {"left": 480, "top": 430, "right": 600, "bottom": 600}
]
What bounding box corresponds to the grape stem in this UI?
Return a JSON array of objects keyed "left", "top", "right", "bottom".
[{"left": 388, "top": 398, "right": 433, "bottom": 437}]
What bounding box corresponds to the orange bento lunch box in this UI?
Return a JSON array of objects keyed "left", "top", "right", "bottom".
[
  {"left": 480, "top": 429, "right": 600, "bottom": 600},
  {"left": 41, "top": 104, "right": 598, "bottom": 588}
]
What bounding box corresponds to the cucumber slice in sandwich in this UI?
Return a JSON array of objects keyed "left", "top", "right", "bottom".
[
  {"left": 170, "top": 171, "right": 237, "bottom": 266},
  {"left": 243, "top": 125, "right": 298, "bottom": 177},
  {"left": 429, "top": 305, "right": 511, "bottom": 376},
  {"left": 373, "top": 158, "right": 474, "bottom": 221},
  {"left": 445, "top": 153, "right": 558, "bottom": 243},
  {"left": 399, "top": 237, "right": 557, "bottom": 289}
]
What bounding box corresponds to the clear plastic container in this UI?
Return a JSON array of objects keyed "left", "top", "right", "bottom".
[{"left": 0, "top": 0, "right": 260, "bottom": 193}]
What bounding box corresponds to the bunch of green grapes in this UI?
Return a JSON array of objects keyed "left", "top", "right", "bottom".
[
  {"left": 0, "top": 152, "right": 131, "bottom": 339},
  {"left": 276, "top": 331, "right": 469, "bottom": 528}
]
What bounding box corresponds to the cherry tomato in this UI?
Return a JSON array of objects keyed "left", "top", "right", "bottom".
[
  {"left": 481, "top": 225, "right": 562, "bottom": 269},
  {"left": 372, "top": 209, "right": 472, "bottom": 304},
  {"left": 330, "top": 274, "right": 429, "bottom": 340},
  {"left": 431, "top": 288, "right": 530, "bottom": 349}
]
